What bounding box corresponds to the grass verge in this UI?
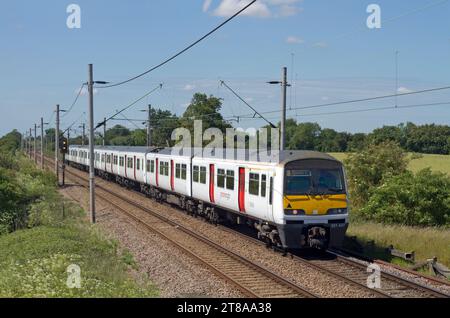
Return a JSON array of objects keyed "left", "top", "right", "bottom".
[
  {"left": 346, "top": 222, "right": 450, "bottom": 275},
  {"left": 0, "top": 219, "right": 159, "bottom": 297}
]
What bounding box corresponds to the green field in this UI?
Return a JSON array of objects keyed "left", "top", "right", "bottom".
[{"left": 329, "top": 152, "right": 450, "bottom": 175}]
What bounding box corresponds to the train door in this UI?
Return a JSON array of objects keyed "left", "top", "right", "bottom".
[
  {"left": 134, "top": 155, "right": 137, "bottom": 180},
  {"left": 209, "top": 164, "right": 215, "bottom": 203},
  {"left": 238, "top": 167, "right": 246, "bottom": 213},
  {"left": 155, "top": 158, "right": 159, "bottom": 187},
  {"left": 170, "top": 160, "right": 174, "bottom": 191},
  {"left": 124, "top": 155, "right": 127, "bottom": 178}
]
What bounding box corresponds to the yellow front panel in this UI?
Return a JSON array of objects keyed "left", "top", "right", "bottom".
[{"left": 284, "top": 194, "right": 347, "bottom": 215}]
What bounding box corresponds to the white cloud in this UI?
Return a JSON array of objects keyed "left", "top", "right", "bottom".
[
  {"left": 397, "top": 87, "right": 414, "bottom": 94},
  {"left": 286, "top": 36, "right": 303, "bottom": 44},
  {"left": 208, "top": 0, "right": 302, "bottom": 18},
  {"left": 203, "top": 0, "right": 213, "bottom": 12},
  {"left": 183, "top": 84, "right": 196, "bottom": 91},
  {"left": 213, "top": 0, "right": 271, "bottom": 18}
]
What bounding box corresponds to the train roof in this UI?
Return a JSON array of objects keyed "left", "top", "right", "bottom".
[{"left": 68, "top": 145, "right": 341, "bottom": 165}]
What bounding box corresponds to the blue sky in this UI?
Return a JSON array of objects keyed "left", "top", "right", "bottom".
[{"left": 1, "top": 0, "right": 449, "bottom": 137}]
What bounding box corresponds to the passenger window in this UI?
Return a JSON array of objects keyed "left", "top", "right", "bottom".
[
  {"left": 226, "top": 170, "right": 235, "bottom": 190},
  {"left": 249, "top": 173, "right": 260, "bottom": 196},
  {"left": 217, "top": 169, "right": 225, "bottom": 188},
  {"left": 200, "top": 167, "right": 207, "bottom": 184},
  {"left": 151, "top": 160, "right": 155, "bottom": 173},
  {"left": 175, "top": 163, "right": 181, "bottom": 179},
  {"left": 136, "top": 159, "right": 140, "bottom": 171},
  {"left": 160, "top": 162, "right": 164, "bottom": 175},
  {"left": 261, "top": 174, "right": 267, "bottom": 198},
  {"left": 181, "top": 164, "right": 187, "bottom": 180},
  {"left": 193, "top": 166, "right": 199, "bottom": 183}
]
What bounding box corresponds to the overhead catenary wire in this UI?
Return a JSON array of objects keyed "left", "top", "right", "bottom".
[
  {"left": 96, "top": 0, "right": 257, "bottom": 89},
  {"left": 220, "top": 80, "right": 277, "bottom": 128},
  {"left": 234, "top": 101, "right": 450, "bottom": 122},
  {"left": 234, "top": 84, "right": 450, "bottom": 118},
  {"left": 62, "top": 83, "right": 86, "bottom": 118},
  {"left": 62, "top": 112, "right": 86, "bottom": 135},
  {"left": 95, "top": 84, "right": 163, "bottom": 130}
]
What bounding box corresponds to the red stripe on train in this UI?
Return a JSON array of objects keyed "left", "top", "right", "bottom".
[{"left": 209, "top": 164, "right": 215, "bottom": 203}]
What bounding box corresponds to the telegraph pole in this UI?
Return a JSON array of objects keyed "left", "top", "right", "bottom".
[
  {"left": 29, "top": 128, "right": 32, "bottom": 159},
  {"left": 40, "top": 117, "right": 44, "bottom": 169},
  {"left": 55, "top": 104, "right": 60, "bottom": 185},
  {"left": 281, "top": 67, "right": 287, "bottom": 152},
  {"left": 103, "top": 117, "right": 106, "bottom": 146},
  {"left": 34, "top": 124, "right": 37, "bottom": 163},
  {"left": 147, "top": 104, "right": 152, "bottom": 147},
  {"left": 268, "top": 67, "right": 289, "bottom": 152},
  {"left": 88, "top": 64, "right": 96, "bottom": 224},
  {"left": 81, "top": 123, "right": 85, "bottom": 146}
]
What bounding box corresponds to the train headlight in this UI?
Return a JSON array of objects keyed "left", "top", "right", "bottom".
[
  {"left": 327, "top": 208, "right": 347, "bottom": 215},
  {"left": 284, "top": 209, "right": 305, "bottom": 215}
]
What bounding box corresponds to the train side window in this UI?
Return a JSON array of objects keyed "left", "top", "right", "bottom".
[
  {"left": 181, "top": 164, "right": 187, "bottom": 180},
  {"left": 101, "top": 154, "right": 105, "bottom": 163},
  {"left": 175, "top": 163, "right": 181, "bottom": 179},
  {"left": 136, "top": 159, "right": 140, "bottom": 171},
  {"left": 146, "top": 160, "right": 150, "bottom": 172},
  {"left": 193, "top": 166, "right": 199, "bottom": 183},
  {"left": 226, "top": 170, "right": 235, "bottom": 190},
  {"left": 165, "top": 162, "right": 169, "bottom": 176},
  {"left": 200, "top": 166, "right": 207, "bottom": 184},
  {"left": 160, "top": 161, "right": 164, "bottom": 175},
  {"left": 261, "top": 174, "right": 267, "bottom": 197},
  {"left": 150, "top": 160, "right": 155, "bottom": 173},
  {"left": 249, "top": 173, "right": 260, "bottom": 196},
  {"left": 269, "top": 177, "right": 273, "bottom": 205},
  {"left": 217, "top": 169, "right": 225, "bottom": 188}
]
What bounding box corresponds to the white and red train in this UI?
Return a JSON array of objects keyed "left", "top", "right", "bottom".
[{"left": 67, "top": 145, "right": 349, "bottom": 250}]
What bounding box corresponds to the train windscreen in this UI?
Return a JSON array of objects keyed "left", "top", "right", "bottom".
[{"left": 284, "top": 159, "right": 345, "bottom": 195}]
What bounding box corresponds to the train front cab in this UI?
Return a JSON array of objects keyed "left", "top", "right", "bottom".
[{"left": 278, "top": 157, "right": 349, "bottom": 250}]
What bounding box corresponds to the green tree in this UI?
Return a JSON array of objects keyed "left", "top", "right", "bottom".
[
  {"left": 368, "top": 125, "right": 405, "bottom": 147},
  {"left": 361, "top": 169, "right": 450, "bottom": 226},
  {"left": 404, "top": 123, "right": 450, "bottom": 154},
  {"left": 288, "top": 122, "right": 321, "bottom": 151},
  {"left": 180, "top": 93, "right": 231, "bottom": 145},
  {"left": 347, "top": 133, "right": 367, "bottom": 151},
  {"left": 344, "top": 141, "right": 409, "bottom": 209},
  {"left": 149, "top": 108, "right": 180, "bottom": 147},
  {"left": 0, "top": 130, "right": 21, "bottom": 154}
]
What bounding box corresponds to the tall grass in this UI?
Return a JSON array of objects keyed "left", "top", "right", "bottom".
[{"left": 348, "top": 222, "right": 450, "bottom": 268}]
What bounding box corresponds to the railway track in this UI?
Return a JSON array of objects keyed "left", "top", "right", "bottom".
[
  {"left": 40, "top": 154, "right": 450, "bottom": 298},
  {"left": 217, "top": 224, "right": 449, "bottom": 298},
  {"left": 43, "top": 156, "right": 317, "bottom": 298}
]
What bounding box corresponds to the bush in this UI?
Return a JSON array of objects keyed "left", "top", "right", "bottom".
[
  {"left": 344, "top": 141, "right": 409, "bottom": 208},
  {"left": 360, "top": 169, "right": 450, "bottom": 226}
]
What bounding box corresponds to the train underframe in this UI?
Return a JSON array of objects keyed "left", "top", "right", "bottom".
[{"left": 68, "top": 161, "right": 347, "bottom": 252}]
